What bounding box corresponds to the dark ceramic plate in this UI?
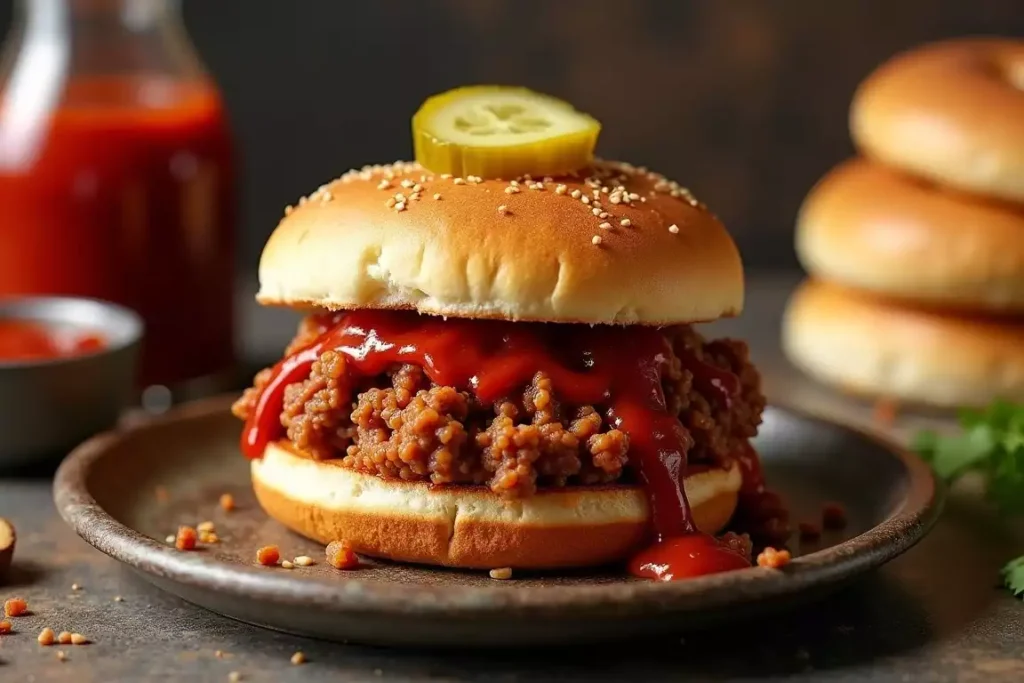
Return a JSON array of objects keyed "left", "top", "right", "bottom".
[{"left": 54, "top": 396, "right": 942, "bottom": 647}]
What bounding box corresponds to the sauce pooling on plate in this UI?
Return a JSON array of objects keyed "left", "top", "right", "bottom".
[
  {"left": 0, "top": 320, "right": 104, "bottom": 362},
  {"left": 241, "top": 309, "right": 756, "bottom": 579}
]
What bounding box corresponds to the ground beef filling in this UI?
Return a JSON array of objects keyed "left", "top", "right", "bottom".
[{"left": 233, "top": 321, "right": 763, "bottom": 499}]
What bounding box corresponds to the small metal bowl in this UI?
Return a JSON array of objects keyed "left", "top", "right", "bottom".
[{"left": 0, "top": 296, "right": 142, "bottom": 468}]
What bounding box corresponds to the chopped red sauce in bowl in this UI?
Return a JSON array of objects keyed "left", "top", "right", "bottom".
[{"left": 0, "top": 320, "right": 105, "bottom": 363}]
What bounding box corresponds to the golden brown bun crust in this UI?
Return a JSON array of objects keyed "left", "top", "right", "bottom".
[
  {"left": 256, "top": 161, "right": 743, "bottom": 325},
  {"left": 783, "top": 279, "right": 1024, "bottom": 407},
  {"left": 251, "top": 441, "right": 741, "bottom": 569},
  {"left": 851, "top": 38, "right": 1024, "bottom": 202},
  {"left": 796, "top": 158, "right": 1024, "bottom": 312}
]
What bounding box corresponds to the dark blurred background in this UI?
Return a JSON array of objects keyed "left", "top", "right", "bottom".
[{"left": 3, "top": 0, "right": 1020, "bottom": 272}]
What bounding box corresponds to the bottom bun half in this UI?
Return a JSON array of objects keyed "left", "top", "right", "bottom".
[
  {"left": 252, "top": 441, "right": 742, "bottom": 569},
  {"left": 783, "top": 278, "right": 1024, "bottom": 407}
]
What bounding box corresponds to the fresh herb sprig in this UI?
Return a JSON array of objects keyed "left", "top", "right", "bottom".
[{"left": 914, "top": 400, "right": 1024, "bottom": 596}]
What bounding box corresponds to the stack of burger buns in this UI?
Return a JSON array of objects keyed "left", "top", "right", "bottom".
[{"left": 784, "top": 37, "right": 1024, "bottom": 408}]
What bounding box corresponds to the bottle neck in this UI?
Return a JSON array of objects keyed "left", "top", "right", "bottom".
[{"left": 8, "top": 0, "right": 202, "bottom": 80}]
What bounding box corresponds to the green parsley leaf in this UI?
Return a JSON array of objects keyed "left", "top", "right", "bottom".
[
  {"left": 1001, "top": 555, "right": 1024, "bottom": 597},
  {"left": 913, "top": 399, "right": 1024, "bottom": 598},
  {"left": 916, "top": 423, "right": 995, "bottom": 480}
]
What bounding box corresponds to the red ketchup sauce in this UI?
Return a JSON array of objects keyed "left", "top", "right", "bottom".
[
  {"left": 0, "top": 320, "right": 104, "bottom": 362},
  {"left": 241, "top": 310, "right": 755, "bottom": 579}
]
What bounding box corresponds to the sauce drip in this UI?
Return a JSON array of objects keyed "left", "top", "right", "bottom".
[
  {"left": 0, "top": 320, "right": 104, "bottom": 362},
  {"left": 241, "top": 309, "right": 755, "bottom": 578}
]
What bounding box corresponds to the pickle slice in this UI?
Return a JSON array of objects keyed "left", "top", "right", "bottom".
[{"left": 413, "top": 86, "right": 601, "bottom": 178}]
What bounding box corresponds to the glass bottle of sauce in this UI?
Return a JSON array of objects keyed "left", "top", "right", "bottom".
[{"left": 0, "top": 0, "right": 236, "bottom": 392}]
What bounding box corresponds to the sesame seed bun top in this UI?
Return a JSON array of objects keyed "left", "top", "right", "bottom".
[{"left": 256, "top": 160, "right": 744, "bottom": 325}]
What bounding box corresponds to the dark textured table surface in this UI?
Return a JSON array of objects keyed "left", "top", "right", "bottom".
[{"left": 1, "top": 273, "right": 1023, "bottom": 682}]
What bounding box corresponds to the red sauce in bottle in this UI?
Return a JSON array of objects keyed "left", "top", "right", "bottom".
[
  {"left": 0, "top": 320, "right": 104, "bottom": 362},
  {"left": 241, "top": 310, "right": 755, "bottom": 579},
  {"left": 0, "top": 77, "right": 235, "bottom": 386}
]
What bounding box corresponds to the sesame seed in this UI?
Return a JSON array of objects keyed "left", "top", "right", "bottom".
[
  {"left": 394, "top": 192, "right": 406, "bottom": 202},
  {"left": 281, "top": 560, "right": 294, "bottom": 569},
  {"left": 395, "top": 202, "right": 406, "bottom": 212},
  {"left": 498, "top": 205, "right": 509, "bottom": 214},
  {"left": 599, "top": 212, "right": 609, "bottom": 219},
  {"left": 510, "top": 180, "right": 519, "bottom": 186},
  {"left": 71, "top": 583, "right": 81, "bottom": 591},
  {"left": 592, "top": 235, "right": 603, "bottom": 246},
  {"left": 298, "top": 196, "right": 307, "bottom": 206},
  {"left": 284, "top": 205, "right": 293, "bottom": 215},
  {"left": 599, "top": 222, "right": 612, "bottom": 229},
  {"left": 570, "top": 190, "right": 582, "bottom": 199},
  {"left": 433, "top": 193, "right": 441, "bottom": 200},
  {"left": 581, "top": 196, "right": 591, "bottom": 205},
  {"left": 629, "top": 192, "right": 640, "bottom": 200},
  {"left": 409, "top": 192, "right": 421, "bottom": 201},
  {"left": 591, "top": 208, "right": 601, "bottom": 216},
  {"left": 555, "top": 184, "right": 567, "bottom": 195},
  {"left": 400, "top": 179, "right": 414, "bottom": 188},
  {"left": 114, "top": 596, "right": 123, "bottom": 602},
  {"left": 165, "top": 535, "right": 175, "bottom": 544},
  {"left": 543, "top": 176, "right": 553, "bottom": 182},
  {"left": 386, "top": 198, "right": 396, "bottom": 208},
  {"left": 453, "top": 177, "right": 465, "bottom": 185},
  {"left": 420, "top": 174, "right": 428, "bottom": 182},
  {"left": 609, "top": 195, "right": 621, "bottom": 204},
  {"left": 440, "top": 173, "right": 452, "bottom": 179},
  {"left": 620, "top": 218, "right": 631, "bottom": 227},
  {"left": 668, "top": 224, "right": 680, "bottom": 234},
  {"left": 504, "top": 186, "right": 519, "bottom": 194},
  {"left": 294, "top": 556, "right": 316, "bottom": 567},
  {"left": 489, "top": 567, "right": 513, "bottom": 580},
  {"left": 321, "top": 190, "right": 333, "bottom": 202},
  {"left": 412, "top": 183, "right": 422, "bottom": 193}
]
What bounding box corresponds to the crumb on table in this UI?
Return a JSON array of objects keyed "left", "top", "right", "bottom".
[
  {"left": 37, "top": 627, "right": 55, "bottom": 646},
  {"left": 176, "top": 526, "right": 198, "bottom": 551},
  {"left": 4, "top": 597, "right": 27, "bottom": 617},
  {"left": 326, "top": 540, "right": 359, "bottom": 570},
  {"left": 220, "top": 493, "right": 236, "bottom": 512},
  {"left": 0, "top": 619, "right": 12, "bottom": 634},
  {"left": 489, "top": 567, "right": 513, "bottom": 580},
  {"left": 256, "top": 545, "right": 280, "bottom": 566}
]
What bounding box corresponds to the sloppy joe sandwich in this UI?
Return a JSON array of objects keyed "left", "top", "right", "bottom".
[{"left": 233, "top": 87, "right": 787, "bottom": 579}]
